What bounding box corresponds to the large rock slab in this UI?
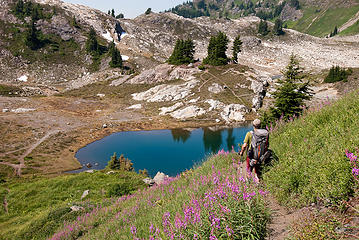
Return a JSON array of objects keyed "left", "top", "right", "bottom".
[
  {"left": 170, "top": 105, "right": 206, "bottom": 120},
  {"left": 208, "top": 83, "right": 224, "bottom": 94},
  {"left": 205, "top": 99, "right": 225, "bottom": 111},
  {"left": 132, "top": 80, "right": 199, "bottom": 102},
  {"left": 159, "top": 102, "right": 184, "bottom": 115},
  {"left": 153, "top": 172, "right": 169, "bottom": 185},
  {"left": 220, "top": 104, "right": 249, "bottom": 122}
]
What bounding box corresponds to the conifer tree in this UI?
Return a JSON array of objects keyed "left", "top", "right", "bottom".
[
  {"left": 232, "top": 34, "right": 242, "bottom": 63},
  {"left": 86, "top": 27, "right": 99, "bottom": 55},
  {"left": 108, "top": 41, "right": 123, "bottom": 68},
  {"left": 25, "top": 20, "right": 41, "bottom": 50},
  {"left": 111, "top": 9, "right": 115, "bottom": 18},
  {"left": 145, "top": 8, "right": 152, "bottom": 15},
  {"left": 168, "top": 39, "right": 195, "bottom": 65},
  {"left": 265, "top": 54, "right": 312, "bottom": 122},
  {"left": 14, "top": 0, "right": 24, "bottom": 16},
  {"left": 203, "top": 31, "right": 229, "bottom": 66},
  {"left": 107, "top": 152, "right": 121, "bottom": 170},
  {"left": 273, "top": 18, "right": 284, "bottom": 35},
  {"left": 258, "top": 19, "right": 269, "bottom": 36}
]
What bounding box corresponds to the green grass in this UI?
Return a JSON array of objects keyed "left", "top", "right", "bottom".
[
  {"left": 47, "top": 153, "right": 269, "bottom": 239},
  {"left": 0, "top": 171, "right": 146, "bottom": 240},
  {"left": 288, "top": 5, "right": 359, "bottom": 37},
  {"left": 263, "top": 90, "right": 359, "bottom": 207},
  {"left": 339, "top": 19, "right": 359, "bottom": 36}
]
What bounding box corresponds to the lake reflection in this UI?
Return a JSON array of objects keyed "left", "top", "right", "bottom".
[{"left": 73, "top": 125, "right": 252, "bottom": 177}]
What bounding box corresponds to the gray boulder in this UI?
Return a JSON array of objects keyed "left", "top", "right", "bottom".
[{"left": 153, "top": 172, "right": 169, "bottom": 185}]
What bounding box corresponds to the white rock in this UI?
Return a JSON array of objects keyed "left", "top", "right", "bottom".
[
  {"left": 159, "top": 102, "right": 183, "bottom": 115},
  {"left": 170, "top": 105, "right": 206, "bottom": 120},
  {"left": 97, "top": 93, "right": 105, "bottom": 98},
  {"left": 102, "top": 31, "right": 113, "bottom": 42},
  {"left": 81, "top": 190, "right": 89, "bottom": 199},
  {"left": 220, "top": 104, "right": 249, "bottom": 122},
  {"left": 106, "top": 171, "right": 115, "bottom": 175},
  {"left": 216, "top": 119, "right": 221, "bottom": 123},
  {"left": 17, "top": 75, "right": 28, "bottom": 82},
  {"left": 70, "top": 205, "right": 84, "bottom": 212},
  {"left": 132, "top": 80, "right": 199, "bottom": 102},
  {"left": 205, "top": 99, "right": 225, "bottom": 111},
  {"left": 2, "top": 109, "right": 9, "bottom": 113},
  {"left": 153, "top": 172, "right": 169, "bottom": 185},
  {"left": 11, "top": 108, "right": 36, "bottom": 113},
  {"left": 127, "top": 104, "right": 142, "bottom": 109},
  {"left": 85, "top": 170, "right": 94, "bottom": 173},
  {"left": 122, "top": 55, "right": 129, "bottom": 61},
  {"left": 188, "top": 97, "right": 200, "bottom": 103},
  {"left": 208, "top": 83, "right": 224, "bottom": 94}
]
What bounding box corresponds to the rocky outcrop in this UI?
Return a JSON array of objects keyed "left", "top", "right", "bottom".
[
  {"left": 159, "top": 102, "right": 184, "bottom": 115},
  {"left": 208, "top": 83, "right": 224, "bottom": 94},
  {"left": 153, "top": 172, "right": 169, "bottom": 185},
  {"left": 170, "top": 106, "right": 206, "bottom": 120},
  {"left": 220, "top": 104, "right": 249, "bottom": 122},
  {"left": 205, "top": 99, "right": 225, "bottom": 111},
  {"left": 251, "top": 76, "right": 269, "bottom": 110},
  {"left": 132, "top": 80, "right": 199, "bottom": 102}
]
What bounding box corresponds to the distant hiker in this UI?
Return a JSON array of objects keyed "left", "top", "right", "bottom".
[{"left": 239, "top": 119, "right": 270, "bottom": 182}]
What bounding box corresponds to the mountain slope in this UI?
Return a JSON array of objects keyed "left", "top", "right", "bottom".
[{"left": 170, "top": 0, "right": 359, "bottom": 37}]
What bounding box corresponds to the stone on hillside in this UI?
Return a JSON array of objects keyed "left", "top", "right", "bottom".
[
  {"left": 85, "top": 170, "right": 94, "bottom": 173},
  {"left": 205, "top": 99, "right": 225, "bottom": 111},
  {"left": 143, "top": 177, "right": 155, "bottom": 186},
  {"left": 159, "top": 102, "right": 184, "bottom": 115},
  {"left": 188, "top": 97, "right": 200, "bottom": 103},
  {"left": 251, "top": 76, "right": 269, "bottom": 110},
  {"left": 208, "top": 83, "right": 224, "bottom": 94},
  {"left": 11, "top": 108, "right": 36, "bottom": 113},
  {"left": 220, "top": 104, "right": 249, "bottom": 122},
  {"left": 129, "top": 64, "right": 174, "bottom": 84},
  {"left": 70, "top": 205, "right": 84, "bottom": 212},
  {"left": 153, "top": 172, "right": 169, "bottom": 185},
  {"left": 168, "top": 67, "right": 200, "bottom": 81},
  {"left": 96, "top": 93, "right": 105, "bottom": 98},
  {"left": 132, "top": 80, "right": 199, "bottom": 102},
  {"left": 110, "top": 75, "right": 131, "bottom": 86},
  {"left": 170, "top": 106, "right": 206, "bottom": 120},
  {"left": 2, "top": 109, "right": 9, "bottom": 113},
  {"left": 81, "top": 190, "right": 89, "bottom": 199},
  {"left": 127, "top": 104, "right": 142, "bottom": 110}
]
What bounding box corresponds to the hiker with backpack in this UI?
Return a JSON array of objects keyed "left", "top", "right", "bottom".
[{"left": 239, "top": 119, "right": 270, "bottom": 182}]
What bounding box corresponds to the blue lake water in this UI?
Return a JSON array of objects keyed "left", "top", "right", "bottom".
[{"left": 72, "top": 125, "right": 252, "bottom": 177}]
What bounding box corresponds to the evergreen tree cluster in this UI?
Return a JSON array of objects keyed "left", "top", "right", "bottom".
[
  {"left": 261, "top": 54, "right": 312, "bottom": 125},
  {"left": 108, "top": 41, "right": 123, "bottom": 68},
  {"left": 13, "top": 0, "right": 50, "bottom": 20},
  {"left": 258, "top": 19, "right": 269, "bottom": 36},
  {"left": 329, "top": 26, "right": 338, "bottom": 37},
  {"left": 86, "top": 27, "right": 100, "bottom": 55},
  {"left": 107, "top": 153, "right": 134, "bottom": 171},
  {"left": 324, "top": 66, "right": 351, "bottom": 83},
  {"left": 168, "top": 39, "right": 195, "bottom": 65},
  {"left": 203, "top": 32, "right": 229, "bottom": 66},
  {"left": 24, "top": 20, "right": 42, "bottom": 50},
  {"left": 273, "top": 18, "right": 284, "bottom": 35},
  {"left": 107, "top": 9, "right": 124, "bottom": 19}
]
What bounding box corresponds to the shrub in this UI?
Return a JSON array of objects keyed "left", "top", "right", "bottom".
[
  {"left": 324, "top": 66, "right": 351, "bottom": 83},
  {"left": 107, "top": 182, "right": 135, "bottom": 197}
]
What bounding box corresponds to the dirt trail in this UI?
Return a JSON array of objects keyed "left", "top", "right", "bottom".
[
  {"left": 0, "top": 129, "right": 60, "bottom": 176},
  {"left": 235, "top": 162, "right": 300, "bottom": 239},
  {"left": 339, "top": 10, "right": 359, "bottom": 32}
]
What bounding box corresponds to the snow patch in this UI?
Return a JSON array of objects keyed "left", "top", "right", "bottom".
[
  {"left": 17, "top": 75, "right": 28, "bottom": 82},
  {"left": 102, "top": 31, "right": 113, "bottom": 42}
]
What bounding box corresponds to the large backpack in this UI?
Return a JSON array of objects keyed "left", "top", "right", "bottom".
[{"left": 248, "top": 129, "right": 269, "bottom": 164}]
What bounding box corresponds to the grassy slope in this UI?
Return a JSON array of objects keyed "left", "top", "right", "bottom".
[
  {"left": 287, "top": 4, "right": 359, "bottom": 37},
  {"left": 0, "top": 171, "right": 146, "bottom": 240},
  {"left": 264, "top": 90, "right": 359, "bottom": 207}
]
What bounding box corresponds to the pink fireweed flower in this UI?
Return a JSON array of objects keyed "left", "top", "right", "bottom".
[{"left": 130, "top": 226, "right": 137, "bottom": 236}]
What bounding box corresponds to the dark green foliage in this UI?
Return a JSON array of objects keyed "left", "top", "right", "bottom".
[
  {"left": 107, "top": 153, "right": 134, "bottom": 171},
  {"left": 203, "top": 32, "right": 229, "bottom": 66},
  {"left": 107, "top": 182, "right": 135, "bottom": 197},
  {"left": 108, "top": 41, "right": 123, "bottom": 68},
  {"left": 116, "top": 13, "right": 124, "bottom": 19},
  {"left": 273, "top": 18, "right": 284, "bottom": 35},
  {"left": 145, "top": 8, "right": 152, "bottom": 15},
  {"left": 168, "top": 39, "right": 195, "bottom": 65},
  {"left": 198, "top": 64, "right": 205, "bottom": 70},
  {"left": 232, "top": 35, "right": 242, "bottom": 63},
  {"left": 24, "top": 20, "right": 42, "bottom": 50},
  {"left": 139, "top": 169, "right": 148, "bottom": 177},
  {"left": 71, "top": 16, "right": 80, "bottom": 29},
  {"left": 289, "top": 0, "right": 300, "bottom": 9},
  {"left": 85, "top": 27, "right": 99, "bottom": 55},
  {"left": 107, "top": 10, "right": 111, "bottom": 15},
  {"left": 262, "top": 54, "right": 312, "bottom": 124},
  {"left": 329, "top": 26, "right": 338, "bottom": 37},
  {"left": 12, "top": 0, "right": 47, "bottom": 20},
  {"left": 258, "top": 19, "right": 269, "bottom": 36},
  {"left": 111, "top": 9, "right": 115, "bottom": 17},
  {"left": 324, "top": 66, "right": 351, "bottom": 83}
]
